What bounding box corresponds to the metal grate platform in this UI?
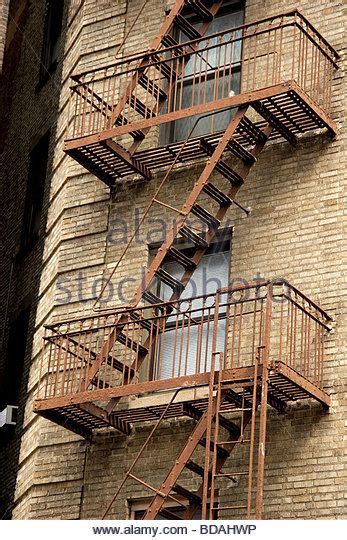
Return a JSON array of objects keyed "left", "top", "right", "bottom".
[
  {"left": 65, "top": 87, "right": 336, "bottom": 188},
  {"left": 35, "top": 361, "right": 330, "bottom": 439}
]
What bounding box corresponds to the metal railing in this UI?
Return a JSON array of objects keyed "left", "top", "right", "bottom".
[
  {"left": 37, "top": 279, "right": 332, "bottom": 401},
  {"left": 66, "top": 10, "right": 339, "bottom": 141}
]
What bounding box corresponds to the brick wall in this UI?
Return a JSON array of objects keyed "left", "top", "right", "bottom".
[{"left": 2, "top": 0, "right": 345, "bottom": 520}]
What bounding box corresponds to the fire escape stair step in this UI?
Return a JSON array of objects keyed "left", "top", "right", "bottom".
[
  {"left": 191, "top": 203, "right": 220, "bottom": 230},
  {"left": 186, "top": 0, "right": 214, "bottom": 21},
  {"left": 91, "top": 377, "right": 110, "bottom": 389},
  {"left": 142, "top": 290, "right": 174, "bottom": 313},
  {"left": 227, "top": 139, "right": 257, "bottom": 164},
  {"left": 172, "top": 484, "right": 202, "bottom": 505},
  {"left": 238, "top": 116, "right": 268, "bottom": 145},
  {"left": 202, "top": 183, "right": 232, "bottom": 208},
  {"left": 127, "top": 95, "right": 155, "bottom": 119},
  {"left": 151, "top": 54, "right": 179, "bottom": 81},
  {"left": 183, "top": 397, "right": 240, "bottom": 438},
  {"left": 114, "top": 113, "right": 145, "bottom": 140},
  {"left": 155, "top": 267, "right": 185, "bottom": 295},
  {"left": 106, "top": 356, "right": 135, "bottom": 378},
  {"left": 214, "top": 160, "right": 244, "bottom": 186},
  {"left": 217, "top": 414, "right": 241, "bottom": 438},
  {"left": 225, "top": 389, "right": 253, "bottom": 410},
  {"left": 174, "top": 14, "right": 202, "bottom": 40},
  {"left": 200, "top": 139, "right": 244, "bottom": 186},
  {"left": 199, "top": 438, "right": 230, "bottom": 459},
  {"left": 252, "top": 101, "right": 298, "bottom": 146},
  {"left": 138, "top": 73, "right": 168, "bottom": 102},
  {"left": 116, "top": 332, "right": 148, "bottom": 356},
  {"left": 179, "top": 225, "right": 209, "bottom": 248},
  {"left": 185, "top": 460, "right": 212, "bottom": 481},
  {"left": 167, "top": 246, "right": 197, "bottom": 270},
  {"left": 130, "top": 311, "right": 159, "bottom": 333},
  {"left": 161, "top": 34, "right": 187, "bottom": 57},
  {"left": 183, "top": 402, "right": 204, "bottom": 421}
]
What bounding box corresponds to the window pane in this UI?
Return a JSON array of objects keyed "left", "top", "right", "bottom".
[
  {"left": 21, "top": 132, "right": 50, "bottom": 249},
  {"left": 156, "top": 250, "right": 230, "bottom": 380},
  {"left": 173, "top": 70, "right": 241, "bottom": 140},
  {"left": 171, "top": 8, "right": 244, "bottom": 141}
]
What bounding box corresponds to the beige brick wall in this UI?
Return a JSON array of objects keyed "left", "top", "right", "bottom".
[{"left": 7, "top": 0, "right": 346, "bottom": 520}]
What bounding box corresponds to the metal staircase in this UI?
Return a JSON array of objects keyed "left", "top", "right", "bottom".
[{"left": 84, "top": 105, "right": 273, "bottom": 414}]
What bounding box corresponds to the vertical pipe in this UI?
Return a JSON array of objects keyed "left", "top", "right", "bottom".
[{"left": 255, "top": 283, "right": 273, "bottom": 519}]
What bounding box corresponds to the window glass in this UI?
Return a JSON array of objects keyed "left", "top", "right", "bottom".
[
  {"left": 171, "top": 6, "right": 244, "bottom": 141},
  {"left": 39, "top": 0, "right": 64, "bottom": 83},
  {"left": 21, "top": 132, "right": 50, "bottom": 251},
  {"left": 0, "top": 307, "right": 31, "bottom": 408},
  {"left": 155, "top": 241, "right": 230, "bottom": 380}
]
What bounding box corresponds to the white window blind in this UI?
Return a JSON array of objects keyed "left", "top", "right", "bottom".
[{"left": 157, "top": 248, "right": 230, "bottom": 380}]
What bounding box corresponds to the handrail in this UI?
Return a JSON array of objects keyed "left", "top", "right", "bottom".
[
  {"left": 45, "top": 279, "right": 331, "bottom": 329},
  {"left": 66, "top": 9, "right": 339, "bottom": 142},
  {"left": 38, "top": 279, "right": 332, "bottom": 400},
  {"left": 71, "top": 10, "right": 339, "bottom": 80}
]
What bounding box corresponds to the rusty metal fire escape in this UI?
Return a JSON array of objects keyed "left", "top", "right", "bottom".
[{"left": 34, "top": 1, "right": 338, "bottom": 520}]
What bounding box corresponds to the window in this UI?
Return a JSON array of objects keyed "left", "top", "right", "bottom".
[
  {"left": 39, "top": 0, "right": 65, "bottom": 84},
  {"left": 21, "top": 131, "right": 50, "bottom": 251},
  {"left": 168, "top": 1, "right": 244, "bottom": 142},
  {"left": 0, "top": 307, "right": 31, "bottom": 409},
  {"left": 150, "top": 233, "right": 231, "bottom": 380}
]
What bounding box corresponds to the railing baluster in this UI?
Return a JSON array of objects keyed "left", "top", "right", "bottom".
[
  {"left": 227, "top": 30, "right": 235, "bottom": 96},
  {"left": 184, "top": 302, "right": 192, "bottom": 376},
  {"left": 252, "top": 30, "right": 258, "bottom": 91},
  {"left": 291, "top": 13, "right": 297, "bottom": 80},
  {"left": 277, "top": 22, "right": 283, "bottom": 83},
  {"left": 204, "top": 306, "right": 211, "bottom": 373},
  {"left": 265, "top": 21, "right": 271, "bottom": 86},
  {"left": 158, "top": 308, "right": 168, "bottom": 380}
]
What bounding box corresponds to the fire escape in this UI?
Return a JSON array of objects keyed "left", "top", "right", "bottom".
[{"left": 34, "top": 2, "right": 338, "bottom": 520}]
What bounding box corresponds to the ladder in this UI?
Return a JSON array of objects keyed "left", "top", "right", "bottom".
[
  {"left": 201, "top": 354, "right": 260, "bottom": 519},
  {"left": 101, "top": 351, "right": 262, "bottom": 520}
]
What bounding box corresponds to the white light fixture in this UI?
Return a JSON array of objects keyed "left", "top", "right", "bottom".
[{"left": 0, "top": 405, "right": 18, "bottom": 428}]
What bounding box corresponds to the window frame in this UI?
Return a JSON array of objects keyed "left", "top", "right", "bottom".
[
  {"left": 37, "top": 0, "right": 65, "bottom": 89},
  {"left": 20, "top": 130, "right": 50, "bottom": 253},
  {"left": 147, "top": 229, "right": 232, "bottom": 381},
  {"left": 163, "top": 0, "right": 245, "bottom": 144}
]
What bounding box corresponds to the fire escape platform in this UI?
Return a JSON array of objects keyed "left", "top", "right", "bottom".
[
  {"left": 64, "top": 81, "right": 338, "bottom": 188},
  {"left": 33, "top": 361, "right": 331, "bottom": 439}
]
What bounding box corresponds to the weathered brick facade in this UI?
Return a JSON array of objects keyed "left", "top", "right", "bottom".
[{"left": 0, "top": 0, "right": 345, "bottom": 520}]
